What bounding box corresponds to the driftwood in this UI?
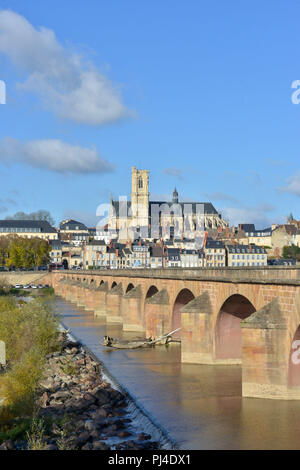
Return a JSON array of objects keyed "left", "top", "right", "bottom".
[{"left": 102, "top": 328, "right": 181, "bottom": 349}]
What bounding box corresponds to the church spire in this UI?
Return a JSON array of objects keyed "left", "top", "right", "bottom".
[{"left": 172, "top": 187, "right": 178, "bottom": 204}]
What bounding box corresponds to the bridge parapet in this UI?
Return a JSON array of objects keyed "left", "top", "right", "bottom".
[{"left": 56, "top": 266, "right": 300, "bottom": 285}]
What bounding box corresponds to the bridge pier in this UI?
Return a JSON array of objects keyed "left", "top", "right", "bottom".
[
  {"left": 77, "top": 282, "right": 89, "bottom": 308},
  {"left": 94, "top": 282, "right": 108, "bottom": 319},
  {"left": 144, "top": 289, "right": 171, "bottom": 338},
  {"left": 241, "top": 298, "right": 295, "bottom": 399},
  {"left": 55, "top": 278, "right": 65, "bottom": 296},
  {"left": 84, "top": 284, "right": 98, "bottom": 311},
  {"left": 181, "top": 292, "right": 216, "bottom": 364},
  {"left": 122, "top": 285, "right": 145, "bottom": 333},
  {"left": 66, "top": 281, "right": 80, "bottom": 303},
  {"left": 106, "top": 283, "right": 123, "bottom": 324}
]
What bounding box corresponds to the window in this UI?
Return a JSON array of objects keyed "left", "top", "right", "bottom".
[{"left": 138, "top": 177, "right": 143, "bottom": 189}]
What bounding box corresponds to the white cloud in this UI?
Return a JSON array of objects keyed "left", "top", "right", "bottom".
[
  {"left": 61, "top": 210, "right": 99, "bottom": 227},
  {"left": 0, "top": 137, "right": 115, "bottom": 174},
  {"left": 162, "top": 168, "right": 183, "bottom": 179},
  {"left": 204, "top": 192, "right": 237, "bottom": 203},
  {"left": 149, "top": 192, "right": 173, "bottom": 201},
  {"left": 0, "top": 10, "right": 131, "bottom": 125},
  {"left": 279, "top": 172, "right": 300, "bottom": 197},
  {"left": 222, "top": 204, "right": 276, "bottom": 229}
]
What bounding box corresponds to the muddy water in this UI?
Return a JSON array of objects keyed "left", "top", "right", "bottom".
[{"left": 56, "top": 297, "right": 300, "bottom": 450}]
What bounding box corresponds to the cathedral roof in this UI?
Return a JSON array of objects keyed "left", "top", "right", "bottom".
[
  {"left": 149, "top": 201, "right": 220, "bottom": 215},
  {"left": 111, "top": 200, "right": 220, "bottom": 216}
]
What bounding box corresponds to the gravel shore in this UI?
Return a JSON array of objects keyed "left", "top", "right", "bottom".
[{"left": 0, "top": 331, "right": 162, "bottom": 451}]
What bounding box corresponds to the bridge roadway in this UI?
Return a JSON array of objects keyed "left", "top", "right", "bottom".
[{"left": 47, "top": 267, "right": 300, "bottom": 399}]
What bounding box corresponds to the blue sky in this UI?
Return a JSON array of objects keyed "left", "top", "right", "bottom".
[{"left": 0, "top": 0, "right": 299, "bottom": 228}]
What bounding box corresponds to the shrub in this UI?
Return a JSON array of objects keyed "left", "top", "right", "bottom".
[
  {"left": 0, "top": 417, "right": 31, "bottom": 444},
  {"left": 0, "top": 297, "right": 61, "bottom": 424},
  {"left": 26, "top": 416, "right": 47, "bottom": 450},
  {"left": 0, "top": 297, "right": 60, "bottom": 363},
  {"left": 0, "top": 348, "right": 45, "bottom": 421}
]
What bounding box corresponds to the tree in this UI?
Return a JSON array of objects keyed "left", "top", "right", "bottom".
[
  {"left": 6, "top": 238, "right": 24, "bottom": 269},
  {"left": 0, "top": 237, "right": 10, "bottom": 267},
  {"left": 282, "top": 245, "right": 300, "bottom": 260},
  {"left": 5, "top": 236, "right": 51, "bottom": 270},
  {"left": 30, "top": 238, "right": 51, "bottom": 268},
  {"left": 5, "top": 210, "right": 55, "bottom": 226}
]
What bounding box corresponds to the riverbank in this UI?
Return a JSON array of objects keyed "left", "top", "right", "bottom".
[{"left": 0, "top": 330, "right": 161, "bottom": 450}]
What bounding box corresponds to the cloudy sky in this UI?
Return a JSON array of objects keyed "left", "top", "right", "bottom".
[{"left": 0, "top": 1, "right": 299, "bottom": 227}]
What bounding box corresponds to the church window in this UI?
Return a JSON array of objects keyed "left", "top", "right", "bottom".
[{"left": 138, "top": 177, "right": 143, "bottom": 189}]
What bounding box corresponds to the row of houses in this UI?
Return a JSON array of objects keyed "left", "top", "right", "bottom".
[
  {"left": 0, "top": 217, "right": 298, "bottom": 269},
  {"left": 53, "top": 238, "right": 267, "bottom": 270},
  {"left": 209, "top": 222, "right": 300, "bottom": 257}
]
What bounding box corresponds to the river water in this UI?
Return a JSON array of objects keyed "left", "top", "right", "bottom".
[{"left": 56, "top": 297, "right": 300, "bottom": 450}]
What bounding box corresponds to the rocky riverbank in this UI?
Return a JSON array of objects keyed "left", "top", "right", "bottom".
[{"left": 0, "top": 331, "right": 161, "bottom": 450}]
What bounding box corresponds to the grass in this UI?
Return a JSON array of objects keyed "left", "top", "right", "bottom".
[
  {"left": 26, "top": 416, "right": 47, "bottom": 450},
  {"left": 0, "top": 296, "right": 61, "bottom": 432},
  {"left": 54, "top": 414, "right": 76, "bottom": 450},
  {"left": 0, "top": 417, "right": 31, "bottom": 444}
]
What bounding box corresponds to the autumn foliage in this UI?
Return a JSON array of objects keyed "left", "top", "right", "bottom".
[{"left": 0, "top": 236, "right": 51, "bottom": 269}]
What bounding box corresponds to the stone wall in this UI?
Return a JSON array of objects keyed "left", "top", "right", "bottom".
[{"left": 0, "top": 271, "right": 50, "bottom": 285}]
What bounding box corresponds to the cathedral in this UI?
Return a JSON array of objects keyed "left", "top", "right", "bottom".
[{"left": 108, "top": 166, "right": 228, "bottom": 242}]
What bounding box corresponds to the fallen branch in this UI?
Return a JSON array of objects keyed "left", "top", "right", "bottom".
[{"left": 102, "top": 328, "right": 181, "bottom": 349}]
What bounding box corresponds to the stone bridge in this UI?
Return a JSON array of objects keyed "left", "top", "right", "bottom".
[{"left": 48, "top": 267, "right": 300, "bottom": 400}]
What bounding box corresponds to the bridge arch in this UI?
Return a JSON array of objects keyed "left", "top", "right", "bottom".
[
  {"left": 125, "top": 283, "right": 134, "bottom": 293},
  {"left": 172, "top": 288, "right": 195, "bottom": 338},
  {"left": 215, "top": 294, "right": 256, "bottom": 360},
  {"left": 145, "top": 285, "right": 159, "bottom": 301}
]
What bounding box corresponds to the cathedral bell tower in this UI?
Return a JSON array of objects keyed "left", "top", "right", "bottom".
[{"left": 131, "top": 166, "right": 149, "bottom": 228}]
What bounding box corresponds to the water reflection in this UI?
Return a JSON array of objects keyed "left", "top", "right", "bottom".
[{"left": 55, "top": 297, "right": 300, "bottom": 450}]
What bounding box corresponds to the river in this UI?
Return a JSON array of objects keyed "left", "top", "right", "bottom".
[{"left": 56, "top": 297, "right": 300, "bottom": 450}]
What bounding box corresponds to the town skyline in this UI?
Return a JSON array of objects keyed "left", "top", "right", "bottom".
[{"left": 1, "top": 2, "right": 300, "bottom": 229}]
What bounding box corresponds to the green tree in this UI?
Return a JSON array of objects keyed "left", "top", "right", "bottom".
[
  {"left": 5, "top": 237, "right": 51, "bottom": 270},
  {"left": 282, "top": 245, "right": 300, "bottom": 260},
  {"left": 30, "top": 238, "right": 51, "bottom": 269},
  {"left": 6, "top": 238, "right": 24, "bottom": 269},
  {"left": 0, "top": 237, "right": 10, "bottom": 267}
]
